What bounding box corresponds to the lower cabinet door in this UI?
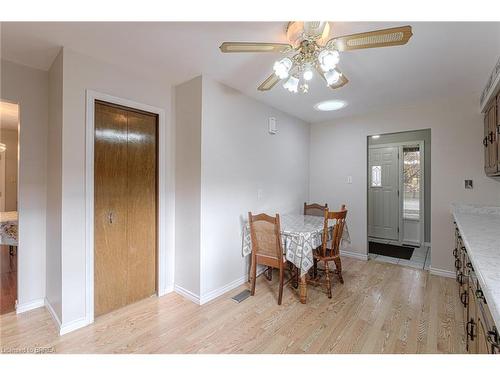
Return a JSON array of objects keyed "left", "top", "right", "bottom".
[{"left": 467, "top": 284, "right": 478, "bottom": 353}]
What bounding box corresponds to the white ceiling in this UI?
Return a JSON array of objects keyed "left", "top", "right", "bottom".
[{"left": 2, "top": 22, "right": 499, "bottom": 123}]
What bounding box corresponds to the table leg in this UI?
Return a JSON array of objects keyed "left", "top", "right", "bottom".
[{"left": 299, "top": 274, "right": 307, "bottom": 304}]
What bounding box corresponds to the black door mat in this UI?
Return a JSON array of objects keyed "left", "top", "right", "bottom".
[{"left": 369, "top": 242, "right": 414, "bottom": 260}]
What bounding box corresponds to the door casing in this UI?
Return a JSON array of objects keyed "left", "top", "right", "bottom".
[{"left": 85, "top": 90, "right": 171, "bottom": 328}]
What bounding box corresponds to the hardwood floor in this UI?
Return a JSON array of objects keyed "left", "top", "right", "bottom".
[
  {"left": 0, "top": 245, "right": 17, "bottom": 315},
  {"left": 0, "top": 258, "right": 466, "bottom": 354}
]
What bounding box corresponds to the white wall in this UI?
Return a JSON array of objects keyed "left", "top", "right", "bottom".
[
  {"left": 199, "top": 77, "right": 310, "bottom": 300},
  {"left": 58, "top": 48, "right": 175, "bottom": 327},
  {"left": 174, "top": 76, "right": 202, "bottom": 297},
  {"left": 46, "top": 50, "right": 63, "bottom": 320},
  {"left": 310, "top": 94, "right": 500, "bottom": 273},
  {"left": 1, "top": 59, "right": 48, "bottom": 310}
]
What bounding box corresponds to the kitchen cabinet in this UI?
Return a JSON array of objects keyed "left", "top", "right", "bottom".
[
  {"left": 453, "top": 221, "right": 499, "bottom": 354},
  {"left": 483, "top": 95, "right": 499, "bottom": 176}
]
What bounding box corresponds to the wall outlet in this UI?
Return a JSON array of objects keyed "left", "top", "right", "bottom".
[
  {"left": 347, "top": 176, "right": 352, "bottom": 184},
  {"left": 465, "top": 180, "right": 473, "bottom": 189}
]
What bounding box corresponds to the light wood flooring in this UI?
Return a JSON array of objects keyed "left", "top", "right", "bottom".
[{"left": 0, "top": 258, "right": 466, "bottom": 354}]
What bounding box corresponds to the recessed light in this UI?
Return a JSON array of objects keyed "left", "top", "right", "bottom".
[
  {"left": 314, "top": 100, "right": 347, "bottom": 111},
  {"left": 371, "top": 135, "right": 380, "bottom": 139}
]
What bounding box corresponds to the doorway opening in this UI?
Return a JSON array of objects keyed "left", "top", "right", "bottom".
[
  {"left": 0, "top": 100, "right": 19, "bottom": 315},
  {"left": 367, "top": 129, "right": 431, "bottom": 270}
]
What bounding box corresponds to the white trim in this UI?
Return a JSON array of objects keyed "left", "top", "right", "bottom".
[
  {"left": 44, "top": 298, "right": 61, "bottom": 331},
  {"left": 424, "top": 242, "right": 431, "bottom": 248},
  {"left": 429, "top": 267, "right": 455, "bottom": 279},
  {"left": 340, "top": 250, "right": 369, "bottom": 261},
  {"left": 85, "top": 90, "right": 171, "bottom": 325},
  {"left": 174, "top": 285, "right": 200, "bottom": 304},
  {"left": 200, "top": 275, "right": 247, "bottom": 305},
  {"left": 60, "top": 317, "right": 89, "bottom": 336},
  {"left": 15, "top": 298, "right": 44, "bottom": 314}
]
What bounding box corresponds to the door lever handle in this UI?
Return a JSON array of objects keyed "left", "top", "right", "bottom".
[{"left": 108, "top": 212, "right": 114, "bottom": 224}]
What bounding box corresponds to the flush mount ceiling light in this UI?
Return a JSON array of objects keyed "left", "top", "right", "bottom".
[
  {"left": 314, "top": 100, "right": 347, "bottom": 111},
  {"left": 371, "top": 135, "right": 381, "bottom": 139},
  {"left": 219, "top": 22, "right": 413, "bottom": 95}
]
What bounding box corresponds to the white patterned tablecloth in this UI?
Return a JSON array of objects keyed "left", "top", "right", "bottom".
[
  {"left": 242, "top": 214, "right": 350, "bottom": 276},
  {"left": 0, "top": 211, "right": 18, "bottom": 246}
]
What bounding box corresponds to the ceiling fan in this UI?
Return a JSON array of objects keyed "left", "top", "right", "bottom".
[{"left": 219, "top": 22, "right": 413, "bottom": 94}]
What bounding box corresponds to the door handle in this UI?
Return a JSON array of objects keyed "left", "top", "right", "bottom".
[{"left": 108, "top": 212, "right": 114, "bottom": 224}]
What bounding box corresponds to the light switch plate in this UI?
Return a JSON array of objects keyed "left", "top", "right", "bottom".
[
  {"left": 347, "top": 176, "right": 352, "bottom": 184},
  {"left": 268, "top": 117, "right": 277, "bottom": 135},
  {"left": 465, "top": 180, "right": 473, "bottom": 189}
]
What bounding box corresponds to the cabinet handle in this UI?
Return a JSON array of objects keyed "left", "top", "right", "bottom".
[
  {"left": 466, "top": 319, "right": 476, "bottom": 339},
  {"left": 461, "top": 291, "right": 468, "bottom": 307},
  {"left": 456, "top": 272, "right": 463, "bottom": 286},
  {"left": 455, "top": 258, "right": 461, "bottom": 270},
  {"left": 483, "top": 137, "right": 488, "bottom": 147},
  {"left": 108, "top": 212, "right": 114, "bottom": 224},
  {"left": 475, "top": 289, "right": 486, "bottom": 303},
  {"left": 453, "top": 248, "right": 458, "bottom": 257},
  {"left": 488, "top": 131, "right": 495, "bottom": 144},
  {"left": 487, "top": 329, "right": 500, "bottom": 351}
]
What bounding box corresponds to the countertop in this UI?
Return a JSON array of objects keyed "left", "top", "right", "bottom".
[{"left": 451, "top": 204, "right": 500, "bottom": 328}]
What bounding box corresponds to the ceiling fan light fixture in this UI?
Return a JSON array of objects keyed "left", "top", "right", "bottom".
[
  {"left": 324, "top": 69, "right": 342, "bottom": 86},
  {"left": 283, "top": 76, "right": 299, "bottom": 93},
  {"left": 273, "top": 57, "right": 292, "bottom": 79},
  {"left": 302, "top": 64, "right": 313, "bottom": 81},
  {"left": 318, "top": 49, "right": 340, "bottom": 72}
]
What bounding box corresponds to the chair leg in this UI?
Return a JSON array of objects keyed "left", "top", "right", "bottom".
[
  {"left": 324, "top": 260, "right": 332, "bottom": 299},
  {"left": 313, "top": 258, "right": 318, "bottom": 279},
  {"left": 278, "top": 267, "right": 284, "bottom": 305},
  {"left": 250, "top": 256, "right": 256, "bottom": 296},
  {"left": 334, "top": 257, "right": 344, "bottom": 284}
]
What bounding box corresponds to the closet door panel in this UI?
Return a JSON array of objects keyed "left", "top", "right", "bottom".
[
  {"left": 94, "top": 103, "right": 129, "bottom": 317},
  {"left": 126, "top": 111, "right": 157, "bottom": 304}
]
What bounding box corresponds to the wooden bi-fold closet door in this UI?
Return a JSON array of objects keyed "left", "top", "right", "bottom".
[{"left": 94, "top": 101, "right": 157, "bottom": 317}]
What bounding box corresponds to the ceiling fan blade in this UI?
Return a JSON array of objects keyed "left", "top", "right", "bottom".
[
  {"left": 219, "top": 42, "right": 292, "bottom": 53},
  {"left": 315, "top": 67, "right": 349, "bottom": 89},
  {"left": 327, "top": 26, "right": 413, "bottom": 51},
  {"left": 258, "top": 73, "right": 281, "bottom": 91}
]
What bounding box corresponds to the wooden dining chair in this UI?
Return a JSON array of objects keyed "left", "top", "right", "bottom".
[
  {"left": 303, "top": 202, "right": 328, "bottom": 217},
  {"left": 309, "top": 205, "right": 348, "bottom": 298},
  {"left": 248, "top": 212, "right": 294, "bottom": 305}
]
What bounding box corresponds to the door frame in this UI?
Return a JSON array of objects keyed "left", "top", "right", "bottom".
[
  {"left": 368, "top": 140, "right": 425, "bottom": 247},
  {"left": 85, "top": 90, "right": 169, "bottom": 324}
]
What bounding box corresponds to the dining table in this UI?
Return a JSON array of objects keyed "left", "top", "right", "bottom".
[{"left": 242, "top": 213, "right": 350, "bottom": 304}]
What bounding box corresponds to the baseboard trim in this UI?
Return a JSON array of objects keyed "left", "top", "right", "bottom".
[
  {"left": 158, "top": 284, "right": 174, "bottom": 297},
  {"left": 429, "top": 267, "right": 455, "bottom": 278},
  {"left": 16, "top": 298, "right": 45, "bottom": 314},
  {"left": 340, "top": 250, "right": 368, "bottom": 261},
  {"left": 200, "top": 275, "right": 248, "bottom": 305},
  {"left": 44, "top": 298, "right": 62, "bottom": 331},
  {"left": 60, "top": 317, "right": 90, "bottom": 336},
  {"left": 174, "top": 284, "right": 201, "bottom": 304}
]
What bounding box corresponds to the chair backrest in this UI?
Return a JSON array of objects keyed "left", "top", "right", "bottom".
[
  {"left": 248, "top": 212, "right": 283, "bottom": 261},
  {"left": 304, "top": 202, "right": 328, "bottom": 217},
  {"left": 321, "top": 205, "right": 348, "bottom": 257}
]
